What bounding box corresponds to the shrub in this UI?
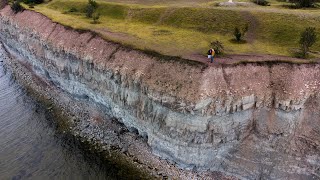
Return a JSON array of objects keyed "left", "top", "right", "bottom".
[
  {"left": 11, "top": 1, "right": 24, "bottom": 13},
  {"left": 210, "top": 40, "right": 224, "bottom": 55},
  {"left": 23, "top": 0, "right": 44, "bottom": 4},
  {"left": 233, "top": 24, "right": 248, "bottom": 42},
  {"left": 299, "top": 27, "right": 317, "bottom": 58},
  {"left": 253, "top": 0, "right": 270, "bottom": 6},
  {"left": 290, "top": 0, "right": 317, "bottom": 7}
]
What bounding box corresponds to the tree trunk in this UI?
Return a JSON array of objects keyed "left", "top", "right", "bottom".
[{"left": 302, "top": 44, "right": 308, "bottom": 58}]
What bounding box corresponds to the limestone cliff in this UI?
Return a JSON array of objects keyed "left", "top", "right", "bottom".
[{"left": 0, "top": 6, "right": 319, "bottom": 179}]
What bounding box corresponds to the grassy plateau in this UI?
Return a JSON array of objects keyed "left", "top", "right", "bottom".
[{"left": 21, "top": 0, "right": 320, "bottom": 60}]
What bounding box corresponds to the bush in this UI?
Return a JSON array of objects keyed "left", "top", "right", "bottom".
[
  {"left": 11, "top": 1, "right": 24, "bottom": 13},
  {"left": 233, "top": 24, "right": 248, "bottom": 42},
  {"left": 253, "top": 0, "right": 270, "bottom": 6},
  {"left": 210, "top": 40, "right": 224, "bottom": 55},
  {"left": 299, "top": 27, "right": 317, "bottom": 58},
  {"left": 290, "top": 0, "right": 317, "bottom": 7}
]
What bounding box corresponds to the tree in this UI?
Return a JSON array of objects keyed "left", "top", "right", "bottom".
[
  {"left": 85, "top": 0, "right": 98, "bottom": 18},
  {"left": 234, "top": 27, "right": 242, "bottom": 42},
  {"left": 86, "top": 4, "right": 95, "bottom": 18},
  {"left": 300, "top": 27, "right": 317, "bottom": 58}
]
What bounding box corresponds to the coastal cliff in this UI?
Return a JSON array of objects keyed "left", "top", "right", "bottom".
[{"left": 0, "top": 6, "right": 319, "bottom": 179}]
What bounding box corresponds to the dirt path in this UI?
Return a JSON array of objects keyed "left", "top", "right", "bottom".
[
  {"left": 185, "top": 53, "right": 320, "bottom": 66},
  {"left": 80, "top": 28, "right": 320, "bottom": 67},
  {"left": 89, "top": 26, "right": 319, "bottom": 67}
]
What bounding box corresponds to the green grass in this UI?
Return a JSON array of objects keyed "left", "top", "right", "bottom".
[
  {"left": 26, "top": 0, "right": 320, "bottom": 59},
  {"left": 160, "top": 8, "right": 246, "bottom": 34},
  {"left": 47, "top": 0, "right": 128, "bottom": 19}
]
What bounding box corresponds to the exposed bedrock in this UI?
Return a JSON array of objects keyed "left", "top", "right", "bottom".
[{"left": 1, "top": 6, "right": 319, "bottom": 179}]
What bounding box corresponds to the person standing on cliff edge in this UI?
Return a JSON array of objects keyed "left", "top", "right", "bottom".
[{"left": 207, "top": 48, "right": 215, "bottom": 63}]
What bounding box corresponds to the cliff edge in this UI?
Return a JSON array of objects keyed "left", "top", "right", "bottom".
[{"left": 0, "top": 6, "right": 319, "bottom": 179}]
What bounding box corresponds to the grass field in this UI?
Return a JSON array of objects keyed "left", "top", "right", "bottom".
[{"left": 23, "top": 0, "right": 320, "bottom": 59}]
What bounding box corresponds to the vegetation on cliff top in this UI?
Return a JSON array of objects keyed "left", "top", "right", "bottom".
[{"left": 21, "top": 0, "right": 320, "bottom": 60}]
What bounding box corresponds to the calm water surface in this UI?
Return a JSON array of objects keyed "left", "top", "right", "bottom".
[{"left": 0, "top": 60, "right": 117, "bottom": 179}]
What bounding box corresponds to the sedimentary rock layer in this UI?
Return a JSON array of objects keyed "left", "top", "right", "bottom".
[{"left": 0, "top": 6, "right": 319, "bottom": 179}]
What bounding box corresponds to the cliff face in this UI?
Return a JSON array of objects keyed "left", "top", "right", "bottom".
[
  {"left": 0, "top": 0, "right": 7, "bottom": 9},
  {"left": 1, "top": 6, "right": 319, "bottom": 179}
]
